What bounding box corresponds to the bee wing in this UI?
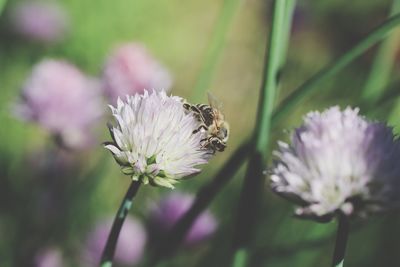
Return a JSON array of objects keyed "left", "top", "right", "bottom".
[{"left": 207, "top": 91, "right": 223, "bottom": 110}]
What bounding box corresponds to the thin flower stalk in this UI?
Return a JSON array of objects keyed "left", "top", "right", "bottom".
[
  {"left": 331, "top": 214, "right": 349, "bottom": 267},
  {"left": 99, "top": 181, "right": 141, "bottom": 267}
]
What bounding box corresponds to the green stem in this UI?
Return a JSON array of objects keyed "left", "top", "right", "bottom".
[
  {"left": 362, "top": 0, "right": 400, "bottom": 102},
  {"left": 149, "top": 142, "right": 250, "bottom": 264},
  {"left": 331, "top": 214, "right": 350, "bottom": 267},
  {"left": 0, "top": 0, "right": 6, "bottom": 16},
  {"left": 272, "top": 13, "right": 400, "bottom": 126},
  {"left": 191, "top": 0, "right": 241, "bottom": 102},
  {"left": 231, "top": 0, "right": 291, "bottom": 266},
  {"left": 279, "top": 0, "right": 297, "bottom": 67},
  {"left": 254, "top": 0, "right": 287, "bottom": 152},
  {"left": 232, "top": 249, "right": 248, "bottom": 267},
  {"left": 273, "top": 0, "right": 297, "bottom": 107},
  {"left": 99, "top": 181, "right": 141, "bottom": 267},
  {"left": 360, "top": 81, "right": 400, "bottom": 115}
]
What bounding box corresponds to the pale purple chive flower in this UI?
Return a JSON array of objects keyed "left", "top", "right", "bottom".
[
  {"left": 102, "top": 43, "right": 172, "bottom": 104},
  {"left": 34, "top": 247, "right": 64, "bottom": 267},
  {"left": 15, "top": 59, "right": 103, "bottom": 149},
  {"left": 149, "top": 192, "right": 217, "bottom": 245},
  {"left": 271, "top": 106, "right": 400, "bottom": 222},
  {"left": 10, "top": 1, "right": 69, "bottom": 44},
  {"left": 105, "top": 90, "right": 211, "bottom": 189},
  {"left": 82, "top": 217, "right": 146, "bottom": 267}
]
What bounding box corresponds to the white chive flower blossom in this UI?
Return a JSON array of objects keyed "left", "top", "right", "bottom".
[
  {"left": 105, "top": 90, "right": 211, "bottom": 188},
  {"left": 271, "top": 106, "right": 400, "bottom": 221}
]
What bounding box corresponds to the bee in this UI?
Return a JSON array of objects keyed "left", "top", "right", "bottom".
[{"left": 183, "top": 93, "right": 230, "bottom": 153}]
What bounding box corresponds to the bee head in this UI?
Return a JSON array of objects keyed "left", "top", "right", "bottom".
[
  {"left": 216, "top": 122, "right": 230, "bottom": 142},
  {"left": 210, "top": 137, "right": 226, "bottom": 152}
]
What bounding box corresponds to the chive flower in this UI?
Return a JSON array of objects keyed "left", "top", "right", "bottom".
[
  {"left": 34, "top": 247, "right": 64, "bottom": 267},
  {"left": 105, "top": 90, "right": 211, "bottom": 189},
  {"left": 82, "top": 217, "right": 146, "bottom": 267},
  {"left": 149, "top": 192, "right": 217, "bottom": 245},
  {"left": 102, "top": 43, "right": 172, "bottom": 104},
  {"left": 14, "top": 59, "right": 103, "bottom": 149},
  {"left": 270, "top": 106, "right": 400, "bottom": 221},
  {"left": 10, "top": 1, "right": 69, "bottom": 44}
]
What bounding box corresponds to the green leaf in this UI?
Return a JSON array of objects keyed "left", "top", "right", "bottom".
[
  {"left": 191, "top": 0, "right": 242, "bottom": 102},
  {"left": 272, "top": 12, "right": 400, "bottom": 126},
  {"left": 362, "top": 0, "right": 400, "bottom": 102}
]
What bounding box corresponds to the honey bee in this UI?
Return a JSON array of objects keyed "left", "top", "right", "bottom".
[{"left": 183, "top": 93, "right": 230, "bottom": 153}]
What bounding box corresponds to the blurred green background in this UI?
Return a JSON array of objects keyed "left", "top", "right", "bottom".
[{"left": 1, "top": 0, "right": 400, "bottom": 266}]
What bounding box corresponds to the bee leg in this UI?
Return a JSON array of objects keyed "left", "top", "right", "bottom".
[
  {"left": 192, "top": 113, "right": 202, "bottom": 122},
  {"left": 190, "top": 106, "right": 201, "bottom": 113},
  {"left": 193, "top": 125, "right": 208, "bottom": 134},
  {"left": 205, "top": 147, "right": 216, "bottom": 155},
  {"left": 199, "top": 139, "right": 207, "bottom": 147},
  {"left": 200, "top": 138, "right": 211, "bottom": 152},
  {"left": 200, "top": 137, "right": 210, "bottom": 144}
]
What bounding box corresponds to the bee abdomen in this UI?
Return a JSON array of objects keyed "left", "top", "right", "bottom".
[{"left": 196, "top": 104, "right": 214, "bottom": 126}]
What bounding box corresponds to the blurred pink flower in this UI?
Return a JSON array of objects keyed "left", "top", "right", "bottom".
[
  {"left": 82, "top": 217, "right": 147, "bottom": 267},
  {"left": 34, "top": 247, "right": 64, "bottom": 267},
  {"left": 102, "top": 43, "right": 173, "bottom": 104},
  {"left": 10, "top": 1, "right": 69, "bottom": 44},
  {"left": 149, "top": 192, "right": 217, "bottom": 245},
  {"left": 15, "top": 59, "right": 104, "bottom": 149}
]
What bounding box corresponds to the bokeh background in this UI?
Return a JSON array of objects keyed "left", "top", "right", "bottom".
[{"left": 1, "top": 0, "right": 400, "bottom": 266}]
